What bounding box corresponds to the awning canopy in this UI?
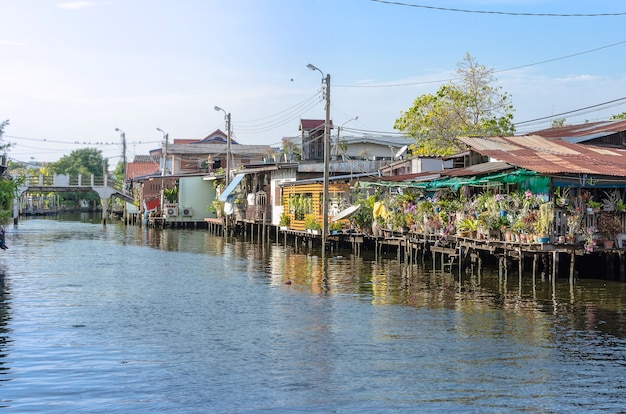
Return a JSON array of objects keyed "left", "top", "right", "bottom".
[
  {"left": 219, "top": 173, "right": 246, "bottom": 202},
  {"left": 144, "top": 197, "right": 160, "bottom": 211},
  {"left": 332, "top": 205, "right": 360, "bottom": 222},
  {"left": 360, "top": 169, "right": 537, "bottom": 191}
]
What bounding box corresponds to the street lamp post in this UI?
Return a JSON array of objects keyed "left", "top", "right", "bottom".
[
  {"left": 214, "top": 106, "right": 231, "bottom": 187},
  {"left": 307, "top": 63, "right": 331, "bottom": 247},
  {"left": 114, "top": 128, "right": 126, "bottom": 182},
  {"left": 156, "top": 128, "right": 169, "bottom": 176},
  {"left": 336, "top": 116, "right": 358, "bottom": 159}
]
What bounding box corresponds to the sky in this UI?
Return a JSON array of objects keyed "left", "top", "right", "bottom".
[{"left": 1, "top": 0, "right": 625, "bottom": 165}]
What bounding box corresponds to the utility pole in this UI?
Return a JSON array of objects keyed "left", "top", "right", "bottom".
[
  {"left": 307, "top": 63, "right": 331, "bottom": 247},
  {"left": 322, "top": 73, "right": 331, "bottom": 247},
  {"left": 214, "top": 106, "right": 231, "bottom": 187},
  {"left": 157, "top": 128, "right": 169, "bottom": 176},
  {"left": 115, "top": 128, "right": 126, "bottom": 180},
  {"left": 226, "top": 112, "right": 231, "bottom": 187}
]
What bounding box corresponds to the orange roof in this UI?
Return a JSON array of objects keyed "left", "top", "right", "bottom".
[{"left": 126, "top": 161, "right": 159, "bottom": 180}]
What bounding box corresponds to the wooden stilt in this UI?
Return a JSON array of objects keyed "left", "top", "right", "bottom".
[{"left": 569, "top": 250, "right": 575, "bottom": 283}]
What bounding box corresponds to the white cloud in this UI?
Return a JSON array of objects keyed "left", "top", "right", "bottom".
[{"left": 0, "top": 40, "right": 26, "bottom": 46}]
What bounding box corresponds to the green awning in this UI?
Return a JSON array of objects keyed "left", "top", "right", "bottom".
[{"left": 359, "top": 169, "right": 538, "bottom": 191}]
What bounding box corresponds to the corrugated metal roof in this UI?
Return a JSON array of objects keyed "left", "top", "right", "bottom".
[
  {"left": 166, "top": 143, "right": 271, "bottom": 156},
  {"left": 531, "top": 119, "right": 626, "bottom": 141},
  {"left": 440, "top": 161, "right": 514, "bottom": 177},
  {"left": 460, "top": 135, "right": 626, "bottom": 176}
]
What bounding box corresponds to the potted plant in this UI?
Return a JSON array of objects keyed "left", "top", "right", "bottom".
[
  {"left": 304, "top": 213, "right": 322, "bottom": 234},
  {"left": 597, "top": 213, "right": 621, "bottom": 248},
  {"left": 330, "top": 221, "right": 344, "bottom": 234},
  {"left": 279, "top": 213, "right": 291, "bottom": 230},
  {"left": 208, "top": 199, "right": 224, "bottom": 218},
  {"left": 164, "top": 186, "right": 178, "bottom": 204},
  {"left": 554, "top": 186, "right": 571, "bottom": 207},
  {"left": 583, "top": 226, "right": 597, "bottom": 253},
  {"left": 602, "top": 190, "right": 622, "bottom": 212},
  {"left": 587, "top": 199, "right": 603, "bottom": 213},
  {"left": 534, "top": 202, "right": 553, "bottom": 243},
  {"left": 456, "top": 217, "right": 477, "bottom": 238}
]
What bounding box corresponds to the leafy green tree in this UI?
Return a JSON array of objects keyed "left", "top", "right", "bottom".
[
  {"left": 48, "top": 148, "right": 108, "bottom": 208},
  {"left": 551, "top": 118, "right": 566, "bottom": 128},
  {"left": 48, "top": 147, "right": 108, "bottom": 177},
  {"left": 394, "top": 53, "right": 515, "bottom": 156},
  {"left": 610, "top": 112, "right": 626, "bottom": 120},
  {"left": 112, "top": 161, "right": 125, "bottom": 183},
  {"left": 281, "top": 137, "right": 301, "bottom": 161},
  {"left": 0, "top": 120, "right": 19, "bottom": 222}
]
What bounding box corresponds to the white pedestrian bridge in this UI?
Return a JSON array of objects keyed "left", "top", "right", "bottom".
[{"left": 16, "top": 174, "right": 134, "bottom": 223}]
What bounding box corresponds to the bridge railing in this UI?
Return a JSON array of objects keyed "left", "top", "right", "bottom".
[{"left": 20, "top": 174, "right": 126, "bottom": 192}]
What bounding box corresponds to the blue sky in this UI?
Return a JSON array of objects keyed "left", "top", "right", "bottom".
[{"left": 1, "top": 0, "right": 625, "bottom": 164}]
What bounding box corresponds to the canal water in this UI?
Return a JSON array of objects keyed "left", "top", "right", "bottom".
[{"left": 1, "top": 215, "right": 626, "bottom": 413}]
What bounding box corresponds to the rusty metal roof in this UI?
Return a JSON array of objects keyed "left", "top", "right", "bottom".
[
  {"left": 530, "top": 119, "right": 626, "bottom": 143},
  {"left": 440, "top": 161, "right": 514, "bottom": 177},
  {"left": 459, "top": 135, "right": 626, "bottom": 177}
]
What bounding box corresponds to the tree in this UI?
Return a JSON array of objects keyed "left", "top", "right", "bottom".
[
  {"left": 551, "top": 118, "right": 566, "bottom": 128},
  {"left": 610, "top": 112, "right": 626, "bottom": 120},
  {"left": 0, "top": 120, "right": 19, "bottom": 222},
  {"left": 48, "top": 147, "right": 108, "bottom": 177},
  {"left": 394, "top": 53, "right": 515, "bottom": 156},
  {"left": 280, "top": 137, "right": 301, "bottom": 161},
  {"left": 48, "top": 148, "right": 108, "bottom": 208}
]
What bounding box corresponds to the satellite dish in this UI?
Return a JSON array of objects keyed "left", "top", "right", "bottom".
[{"left": 395, "top": 145, "right": 408, "bottom": 159}]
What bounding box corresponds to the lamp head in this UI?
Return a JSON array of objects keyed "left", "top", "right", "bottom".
[{"left": 214, "top": 106, "right": 223, "bottom": 112}]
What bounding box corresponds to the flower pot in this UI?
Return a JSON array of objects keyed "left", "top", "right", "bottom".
[{"left": 538, "top": 236, "right": 550, "bottom": 243}]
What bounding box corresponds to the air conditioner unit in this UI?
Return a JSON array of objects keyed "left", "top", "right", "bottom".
[
  {"left": 182, "top": 207, "right": 193, "bottom": 216},
  {"left": 166, "top": 207, "right": 178, "bottom": 217}
]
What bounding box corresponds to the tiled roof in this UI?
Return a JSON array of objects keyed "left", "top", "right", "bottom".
[
  {"left": 172, "top": 129, "right": 239, "bottom": 145},
  {"left": 300, "top": 119, "right": 334, "bottom": 130},
  {"left": 126, "top": 161, "right": 160, "bottom": 180},
  {"left": 459, "top": 135, "right": 626, "bottom": 177}
]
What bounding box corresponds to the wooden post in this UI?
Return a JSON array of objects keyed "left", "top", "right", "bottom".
[
  {"left": 618, "top": 250, "right": 626, "bottom": 282},
  {"left": 569, "top": 250, "right": 575, "bottom": 283}
]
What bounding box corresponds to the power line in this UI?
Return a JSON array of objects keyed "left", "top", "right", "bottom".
[
  {"left": 4, "top": 135, "right": 159, "bottom": 147},
  {"left": 370, "top": 0, "right": 626, "bottom": 17},
  {"left": 514, "top": 97, "right": 626, "bottom": 126},
  {"left": 336, "top": 40, "right": 626, "bottom": 88},
  {"left": 237, "top": 92, "right": 321, "bottom": 125},
  {"left": 235, "top": 94, "right": 322, "bottom": 134}
]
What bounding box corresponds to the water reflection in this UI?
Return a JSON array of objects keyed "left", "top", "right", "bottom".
[
  {"left": 104, "top": 223, "right": 626, "bottom": 343},
  {"left": 2, "top": 217, "right": 626, "bottom": 411},
  {"left": 0, "top": 264, "right": 10, "bottom": 381}
]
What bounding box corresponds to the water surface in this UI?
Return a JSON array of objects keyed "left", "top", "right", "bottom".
[{"left": 0, "top": 216, "right": 625, "bottom": 413}]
